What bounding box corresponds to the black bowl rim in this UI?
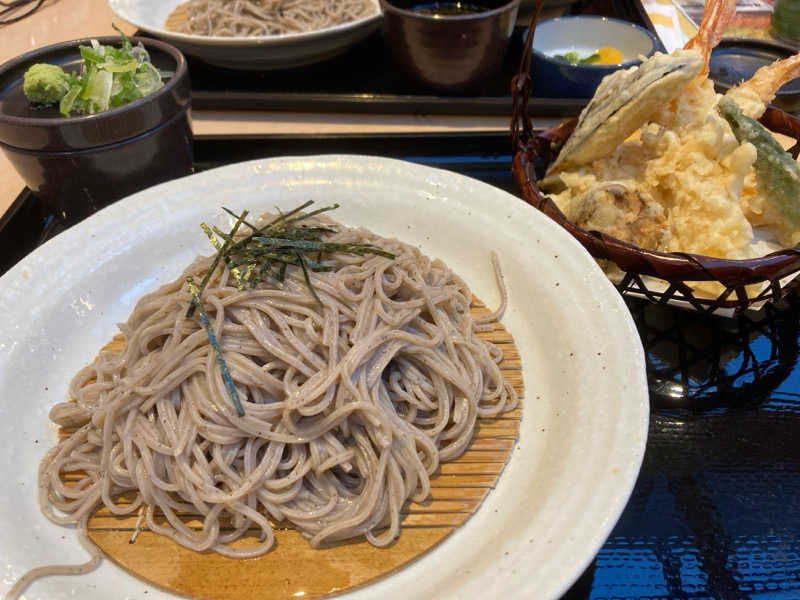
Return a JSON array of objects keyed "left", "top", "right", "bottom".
[
  {"left": 379, "top": 0, "right": 521, "bottom": 21},
  {"left": 528, "top": 15, "right": 659, "bottom": 70},
  {"left": 710, "top": 36, "right": 800, "bottom": 96},
  {"left": 0, "top": 102, "right": 191, "bottom": 157},
  {"left": 0, "top": 35, "right": 187, "bottom": 129}
]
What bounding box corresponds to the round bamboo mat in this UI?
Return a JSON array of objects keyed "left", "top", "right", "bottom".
[
  {"left": 165, "top": 4, "right": 188, "bottom": 31},
  {"left": 60, "top": 299, "right": 523, "bottom": 599}
]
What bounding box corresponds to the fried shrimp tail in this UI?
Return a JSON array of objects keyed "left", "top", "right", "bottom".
[
  {"left": 684, "top": 0, "right": 736, "bottom": 77},
  {"left": 726, "top": 53, "right": 800, "bottom": 119}
]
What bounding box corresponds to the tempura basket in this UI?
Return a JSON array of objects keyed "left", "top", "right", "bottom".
[{"left": 510, "top": 17, "right": 800, "bottom": 315}]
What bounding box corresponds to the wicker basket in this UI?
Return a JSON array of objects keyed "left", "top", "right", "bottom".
[{"left": 510, "top": 17, "right": 800, "bottom": 314}]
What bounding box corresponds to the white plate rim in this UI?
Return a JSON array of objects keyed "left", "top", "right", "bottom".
[
  {"left": 108, "top": 0, "right": 383, "bottom": 48},
  {"left": 0, "top": 154, "right": 649, "bottom": 600}
]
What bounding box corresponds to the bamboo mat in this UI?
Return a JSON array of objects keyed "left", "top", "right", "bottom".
[
  {"left": 165, "top": 4, "right": 189, "bottom": 31},
  {"left": 59, "top": 301, "right": 523, "bottom": 599}
]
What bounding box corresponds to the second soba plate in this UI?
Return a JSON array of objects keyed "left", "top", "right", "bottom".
[
  {"left": 108, "top": 0, "right": 382, "bottom": 69},
  {"left": 0, "top": 155, "right": 648, "bottom": 599}
]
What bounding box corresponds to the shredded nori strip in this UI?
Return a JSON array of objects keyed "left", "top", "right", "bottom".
[
  {"left": 185, "top": 210, "right": 248, "bottom": 318},
  {"left": 192, "top": 202, "right": 395, "bottom": 301},
  {"left": 186, "top": 276, "right": 245, "bottom": 417},
  {"left": 184, "top": 202, "right": 397, "bottom": 416}
]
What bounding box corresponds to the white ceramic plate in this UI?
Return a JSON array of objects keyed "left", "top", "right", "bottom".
[
  {"left": 0, "top": 155, "right": 648, "bottom": 600},
  {"left": 108, "top": 0, "right": 382, "bottom": 70}
]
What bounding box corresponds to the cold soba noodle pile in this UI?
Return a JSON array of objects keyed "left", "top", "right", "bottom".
[
  {"left": 176, "top": 0, "right": 377, "bottom": 36},
  {"left": 12, "top": 205, "right": 516, "bottom": 596}
]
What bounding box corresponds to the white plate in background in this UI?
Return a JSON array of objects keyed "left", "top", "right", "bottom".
[{"left": 108, "top": 0, "right": 382, "bottom": 69}]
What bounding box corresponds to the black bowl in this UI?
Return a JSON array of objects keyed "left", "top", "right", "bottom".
[
  {"left": 709, "top": 38, "right": 800, "bottom": 113},
  {"left": 0, "top": 35, "right": 193, "bottom": 226},
  {"left": 379, "top": 0, "right": 521, "bottom": 94}
]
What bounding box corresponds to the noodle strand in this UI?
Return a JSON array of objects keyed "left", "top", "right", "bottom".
[{"left": 13, "top": 215, "right": 517, "bottom": 597}]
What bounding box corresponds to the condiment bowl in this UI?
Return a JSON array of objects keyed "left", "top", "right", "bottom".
[
  {"left": 0, "top": 35, "right": 192, "bottom": 228},
  {"left": 379, "top": 0, "right": 522, "bottom": 94},
  {"left": 528, "top": 16, "right": 660, "bottom": 98}
]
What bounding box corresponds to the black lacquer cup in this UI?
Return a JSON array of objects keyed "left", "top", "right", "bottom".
[
  {"left": 0, "top": 36, "right": 193, "bottom": 227},
  {"left": 380, "top": 0, "right": 521, "bottom": 94}
]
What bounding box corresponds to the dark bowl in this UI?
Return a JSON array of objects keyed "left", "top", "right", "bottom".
[
  {"left": 0, "top": 35, "right": 193, "bottom": 226},
  {"left": 379, "top": 0, "right": 521, "bottom": 94},
  {"left": 529, "top": 16, "right": 660, "bottom": 99},
  {"left": 709, "top": 38, "right": 800, "bottom": 113}
]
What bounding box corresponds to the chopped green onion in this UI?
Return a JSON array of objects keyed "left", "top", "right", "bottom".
[
  {"left": 22, "top": 24, "right": 167, "bottom": 117},
  {"left": 553, "top": 51, "right": 601, "bottom": 65}
]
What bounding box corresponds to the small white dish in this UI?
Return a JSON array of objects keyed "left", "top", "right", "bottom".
[
  {"left": 0, "top": 155, "right": 649, "bottom": 599},
  {"left": 108, "top": 0, "right": 382, "bottom": 70},
  {"left": 528, "top": 16, "right": 660, "bottom": 97},
  {"left": 533, "top": 15, "right": 658, "bottom": 64}
]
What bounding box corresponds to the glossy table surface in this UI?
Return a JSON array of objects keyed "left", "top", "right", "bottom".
[
  {"left": 586, "top": 295, "right": 800, "bottom": 599},
  {"left": 3, "top": 0, "right": 799, "bottom": 597}
]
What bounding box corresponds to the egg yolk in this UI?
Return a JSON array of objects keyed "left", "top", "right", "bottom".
[{"left": 595, "top": 46, "right": 623, "bottom": 65}]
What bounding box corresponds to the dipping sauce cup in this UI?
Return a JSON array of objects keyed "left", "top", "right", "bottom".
[{"left": 379, "top": 0, "right": 521, "bottom": 94}]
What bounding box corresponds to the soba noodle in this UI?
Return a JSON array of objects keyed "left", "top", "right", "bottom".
[
  {"left": 11, "top": 215, "right": 516, "bottom": 597},
  {"left": 177, "top": 0, "right": 377, "bottom": 37}
]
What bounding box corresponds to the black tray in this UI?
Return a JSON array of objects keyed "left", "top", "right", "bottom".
[
  {"left": 3, "top": 131, "right": 799, "bottom": 599},
  {"left": 146, "top": 0, "right": 662, "bottom": 115},
  {"left": 0, "top": 131, "right": 516, "bottom": 275}
]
